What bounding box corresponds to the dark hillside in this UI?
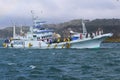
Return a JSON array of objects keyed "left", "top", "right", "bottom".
[{"left": 0, "top": 19, "right": 120, "bottom": 38}]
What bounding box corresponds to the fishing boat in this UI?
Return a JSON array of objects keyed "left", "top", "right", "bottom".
[{"left": 3, "top": 15, "right": 113, "bottom": 49}]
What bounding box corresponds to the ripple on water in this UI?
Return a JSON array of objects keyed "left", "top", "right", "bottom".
[
  {"left": 8, "top": 63, "right": 16, "bottom": 66},
  {"left": 61, "top": 75, "right": 80, "bottom": 80},
  {"left": 47, "top": 66, "right": 63, "bottom": 73},
  {"left": 0, "top": 42, "right": 120, "bottom": 80},
  {"left": 16, "top": 76, "right": 30, "bottom": 80}
]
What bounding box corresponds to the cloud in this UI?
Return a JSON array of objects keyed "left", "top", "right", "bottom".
[
  {"left": 0, "top": 0, "right": 17, "bottom": 17},
  {"left": 0, "top": 0, "right": 120, "bottom": 27}
]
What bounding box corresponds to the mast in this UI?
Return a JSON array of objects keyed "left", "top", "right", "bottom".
[
  {"left": 13, "top": 24, "right": 16, "bottom": 39},
  {"left": 20, "top": 24, "right": 23, "bottom": 33},
  {"left": 31, "top": 10, "right": 35, "bottom": 34},
  {"left": 82, "top": 20, "right": 87, "bottom": 34}
]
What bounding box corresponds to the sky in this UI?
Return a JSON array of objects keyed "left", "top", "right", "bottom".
[{"left": 0, "top": 0, "right": 120, "bottom": 28}]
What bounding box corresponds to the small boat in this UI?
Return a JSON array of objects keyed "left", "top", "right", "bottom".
[{"left": 3, "top": 14, "right": 113, "bottom": 49}]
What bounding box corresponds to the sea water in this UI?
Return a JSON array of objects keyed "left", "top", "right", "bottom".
[{"left": 0, "top": 40, "right": 120, "bottom": 80}]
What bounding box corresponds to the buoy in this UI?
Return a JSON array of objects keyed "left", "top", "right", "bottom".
[
  {"left": 57, "top": 38, "right": 60, "bottom": 43},
  {"left": 64, "top": 38, "right": 66, "bottom": 42},
  {"left": 28, "top": 43, "right": 32, "bottom": 48},
  {"left": 66, "top": 38, "right": 70, "bottom": 42},
  {"left": 62, "top": 44, "right": 65, "bottom": 48},
  {"left": 54, "top": 44, "right": 57, "bottom": 48},
  {"left": 47, "top": 44, "right": 50, "bottom": 48},
  {"left": 3, "top": 43, "right": 7, "bottom": 48},
  {"left": 66, "top": 43, "right": 70, "bottom": 48}
]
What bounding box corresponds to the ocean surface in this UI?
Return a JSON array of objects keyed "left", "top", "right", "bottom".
[{"left": 0, "top": 41, "right": 120, "bottom": 80}]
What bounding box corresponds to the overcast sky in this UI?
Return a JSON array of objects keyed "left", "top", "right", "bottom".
[{"left": 0, "top": 0, "right": 120, "bottom": 27}]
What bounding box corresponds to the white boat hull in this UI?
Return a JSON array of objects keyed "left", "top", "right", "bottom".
[{"left": 6, "top": 33, "right": 113, "bottom": 49}]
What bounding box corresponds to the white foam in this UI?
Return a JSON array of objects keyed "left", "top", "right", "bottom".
[
  {"left": 29, "top": 65, "right": 36, "bottom": 69},
  {"left": 8, "top": 63, "right": 16, "bottom": 65},
  {"left": 52, "top": 53, "right": 56, "bottom": 55}
]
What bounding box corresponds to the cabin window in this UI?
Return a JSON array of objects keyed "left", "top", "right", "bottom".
[
  {"left": 37, "top": 37, "right": 40, "bottom": 40},
  {"left": 14, "top": 41, "right": 24, "bottom": 45},
  {"left": 33, "top": 35, "right": 37, "bottom": 37}
]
